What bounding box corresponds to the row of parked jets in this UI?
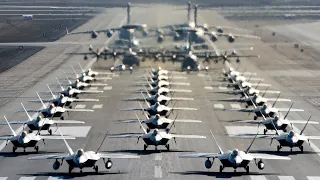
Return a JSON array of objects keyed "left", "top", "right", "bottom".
[
  {"left": 177, "top": 64, "right": 320, "bottom": 173},
  {"left": 0, "top": 64, "right": 142, "bottom": 174}
]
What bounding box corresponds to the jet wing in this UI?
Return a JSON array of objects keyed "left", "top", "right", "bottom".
[
  {"left": 214, "top": 90, "right": 243, "bottom": 94},
  {"left": 179, "top": 153, "right": 219, "bottom": 158},
  {"left": 217, "top": 33, "right": 261, "bottom": 39},
  {"left": 0, "top": 121, "right": 29, "bottom": 125},
  {"left": 64, "top": 108, "right": 94, "bottom": 112},
  {"left": 0, "top": 136, "right": 14, "bottom": 140},
  {"left": 28, "top": 153, "right": 70, "bottom": 160},
  {"left": 79, "top": 90, "right": 103, "bottom": 94},
  {"left": 276, "top": 108, "right": 304, "bottom": 112},
  {"left": 171, "top": 134, "right": 206, "bottom": 139},
  {"left": 172, "top": 107, "right": 198, "bottom": 111},
  {"left": 94, "top": 77, "right": 112, "bottom": 81},
  {"left": 16, "top": 109, "right": 39, "bottom": 113},
  {"left": 289, "top": 120, "right": 319, "bottom": 124},
  {"left": 170, "top": 97, "right": 194, "bottom": 101},
  {"left": 223, "top": 108, "right": 255, "bottom": 112},
  {"left": 120, "top": 108, "right": 144, "bottom": 111},
  {"left": 170, "top": 89, "right": 192, "bottom": 93},
  {"left": 230, "top": 134, "right": 274, "bottom": 139},
  {"left": 39, "top": 135, "right": 76, "bottom": 140},
  {"left": 72, "top": 98, "right": 99, "bottom": 102},
  {"left": 231, "top": 120, "right": 260, "bottom": 124},
  {"left": 51, "top": 120, "right": 85, "bottom": 124},
  {"left": 89, "top": 83, "right": 109, "bottom": 87},
  {"left": 98, "top": 153, "right": 140, "bottom": 159},
  {"left": 216, "top": 98, "right": 247, "bottom": 102},
  {"left": 249, "top": 153, "right": 290, "bottom": 160},
  {"left": 175, "top": 119, "right": 202, "bottom": 123},
  {"left": 267, "top": 98, "right": 291, "bottom": 102},
  {"left": 306, "top": 136, "right": 320, "bottom": 140},
  {"left": 107, "top": 134, "right": 142, "bottom": 138}
]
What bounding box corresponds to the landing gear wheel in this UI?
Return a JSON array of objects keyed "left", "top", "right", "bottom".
[
  {"left": 69, "top": 106, "right": 72, "bottom": 109},
  {"left": 166, "top": 144, "right": 170, "bottom": 151},
  {"left": 263, "top": 129, "right": 267, "bottom": 135},
  {"left": 68, "top": 166, "right": 73, "bottom": 174},
  {"left": 246, "top": 166, "right": 249, "bottom": 173},
  {"left": 60, "top": 116, "right": 64, "bottom": 120},
  {"left": 277, "top": 145, "right": 281, "bottom": 152},
  {"left": 23, "top": 148, "right": 26, "bottom": 152},
  {"left": 35, "top": 146, "right": 39, "bottom": 153},
  {"left": 144, "top": 144, "right": 147, "bottom": 151},
  {"left": 300, "top": 146, "right": 304, "bottom": 153},
  {"left": 80, "top": 169, "right": 83, "bottom": 173},
  {"left": 290, "top": 148, "right": 293, "bottom": 152},
  {"left": 219, "top": 165, "right": 223, "bottom": 172},
  {"left": 29, "top": 129, "right": 33, "bottom": 133},
  {"left": 94, "top": 165, "right": 99, "bottom": 173},
  {"left": 48, "top": 129, "right": 52, "bottom": 135},
  {"left": 13, "top": 146, "right": 17, "bottom": 153},
  {"left": 146, "top": 128, "right": 150, "bottom": 133},
  {"left": 254, "top": 116, "right": 258, "bottom": 120}
]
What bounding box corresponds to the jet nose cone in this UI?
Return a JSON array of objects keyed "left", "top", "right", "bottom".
[{"left": 78, "top": 155, "right": 87, "bottom": 164}]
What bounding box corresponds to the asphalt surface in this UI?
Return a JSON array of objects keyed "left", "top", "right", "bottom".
[{"left": 0, "top": 3, "right": 320, "bottom": 180}]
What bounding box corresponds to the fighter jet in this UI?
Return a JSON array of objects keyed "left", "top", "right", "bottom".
[
  {"left": 125, "top": 87, "right": 194, "bottom": 105},
  {"left": 66, "top": 2, "right": 149, "bottom": 39},
  {"left": 47, "top": 77, "right": 103, "bottom": 97},
  {"left": 108, "top": 113, "right": 205, "bottom": 151},
  {"left": 233, "top": 114, "right": 320, "bottom": 153},
  {"left": 28, "top": 130, "right": 140, "bottom": 173},
  {"left": 232, "top": 103, "right": 319, "bottom": 134},
  {"left": 17, "top": 92, "right": 94, "bottom": 120},
  {"left": 225, "top": 103, "right": 304, "bottom": 120},
  {"left": 30, "top": 84, "right": 99, "bottom": 108},
  {"left": 215, "top": 85, "right": 280, "bottom": 97},
  {"left": 63, "top": 73, "right": 109, "bottom": 90},
  {"left": 138, "top": 83, "right": 192, "bottom": 96},
  {"left": 120, "top": 112, "right": 201, "bottom": 132},
  {"left": 1, "top": 103, "right": 84, "bottom": 135},
  {"left": 120, "top": 101, "right": 197, "bottom": 117},
  {"left": 0, "top": 116, "right": 75, "bottom": 153},
  {"left": 77, "top": 62, "right": 114, "bottom": 77},
  {"left": 70, "top": 65, "right": 112, "bottom": 83},
  {"left": 217, "top": 93, "right": 291, "bottom": 108},
  {"left": 179, "top": 130, "right": 290, "bottom": 173}
]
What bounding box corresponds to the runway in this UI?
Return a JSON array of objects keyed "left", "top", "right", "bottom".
[{"left": 0, "top": 3, "right": 320, "bottom": 180}]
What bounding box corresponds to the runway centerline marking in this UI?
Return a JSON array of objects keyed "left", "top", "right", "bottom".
[
  {"left": 89, "top": 87, "right": 98, "bottom": 90},
  {"left": 214, "top": 104, "right": 224, "bottom": 109},
  {"left": 278, "top": 176, "right": 295, "bottom": 180},
  {"left": 250, "top": 175, "right": 267, "bottom": 180},
  {"left": 218, "top": 86, "right": 228, "bottom": 90},
  {"left": 103, "top": 86, "right": 112, "bottom": 90},
  {"left": 204, "top": 86, "right": 213, "bottom": 90},
  {"left": 154, "top": 166, "right": 162, "bottom": 178},
  {"left": 75, "top": 104, "right": 86, "bottom": 109},
  {"left": 18, "top": 177, "right": 36, "bottom": 180},
  {"left": 230, "top": 103, "right": 241, "bottom": 109},
  {"left": 92, "top": 104, "right": 103, "bottom": 109},
  {"left": 155, "top": 153, "right": 162, "bottom": 161}
]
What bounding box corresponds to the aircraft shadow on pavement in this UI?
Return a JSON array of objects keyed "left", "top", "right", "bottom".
[
  {"left": 170, "top": 171, "right": 280, "bottom": 178},
  {"left": 249, "top": 150, "right": 318, "bottom": 156},
  {"left": 103, "top": 149, "right": 196, "bottom": 155},
  {"left": 19, "top": 171, "right": 128, "bottom": 179},
  {"left": 0, "top": 151, "right": 61, "bottom": 157}
]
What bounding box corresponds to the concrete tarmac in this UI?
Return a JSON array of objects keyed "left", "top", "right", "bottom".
[{"left": 0, "top": 4, "right": 320, "bottom": 180}]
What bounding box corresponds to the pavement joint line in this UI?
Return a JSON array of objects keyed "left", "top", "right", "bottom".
[
  {"left": 154, "top": 165, "right": 162, "bottom": 178},
  {"left": 0, "top": 13, "right": 128, "bottom": 152}
]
